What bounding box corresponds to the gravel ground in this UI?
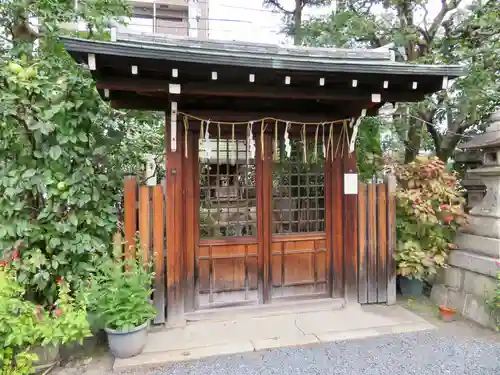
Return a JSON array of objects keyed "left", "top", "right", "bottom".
[{"left": 116, "top": 330, "right": 500, "bottom": 375}]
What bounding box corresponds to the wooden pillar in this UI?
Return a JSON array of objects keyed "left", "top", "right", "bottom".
[
  {"left": 165, "top": 103, "right": 185, "bottom": 326},
  {"left": 330, "top": 127, "right": 344, "bottom": 299},
  {"left": 343, "top": 150, "right": 358, "bottom": 304},
  {"left": 256, "top": 130, "right": 273, "bottom": 303},
  {"left": 184, "top": 131, "right": 199, "bottom": 312}
]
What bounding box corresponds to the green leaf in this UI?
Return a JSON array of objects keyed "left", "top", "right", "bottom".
[
  {"left": 68, "top": 213, "right": 78, "bottom": 227},
  {"left": 22, "top": 169, "right": 36, "bottom": 178},
  {"left": 49, "top": 145, "right": 62, "bottom": 160}
]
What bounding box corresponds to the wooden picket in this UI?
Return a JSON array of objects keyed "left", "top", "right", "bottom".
[
  {"left": 357, "top": 177, "right": 397, "bottom": 305},
  {"left": 122, "top": 176, "right": 166, "bottom": 324}
]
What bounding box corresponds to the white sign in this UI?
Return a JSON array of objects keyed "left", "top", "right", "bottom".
[{"left": 344, "top": 173, "right": 358, "bottom": 195}]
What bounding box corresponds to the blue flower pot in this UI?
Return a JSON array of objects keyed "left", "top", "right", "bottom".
[{"left": 399, "top": 277, "right": 424, "bottom": 297}]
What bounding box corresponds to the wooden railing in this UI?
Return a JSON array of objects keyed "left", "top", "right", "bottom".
[{"left": 357, "top": 177, "right": 397, "bottom": 305}]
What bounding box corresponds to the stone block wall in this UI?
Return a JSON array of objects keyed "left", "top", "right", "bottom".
[{"left": 431, "top": 266, "right": 497, "bottom": 328}]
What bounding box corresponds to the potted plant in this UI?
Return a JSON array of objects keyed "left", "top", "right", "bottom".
[
  {"left": 438, "top": 305, "right": 457, "bottom": 322},
  {"left": 88, "top": 253, "right": 156, "bottom": 359},
  {"left": 394, "top": 157, "right": 467, "bottom": 297}
]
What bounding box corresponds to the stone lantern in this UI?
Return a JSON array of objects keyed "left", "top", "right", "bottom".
[
  {"left": 431, "top": 109, "right": 500, "bottom": 329},
  {"left": 460, "top": 110, "right": 500, "bottom": 238}
]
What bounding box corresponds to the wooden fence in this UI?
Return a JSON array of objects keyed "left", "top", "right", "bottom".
[
  {"left": 117, "top": 176, "right": 167, "bottom": 324},
  {"left": 117, "top": 176, "right": 397, "bottom": 324},
  {"left": 358, "top": 179, "right": 397, "bottom": 305}
]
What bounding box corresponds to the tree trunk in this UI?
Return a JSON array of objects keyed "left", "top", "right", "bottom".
[
  {"left": 403, "top": 119, "right": 423, "bottom": 163},
  {"left": 293, "top": 0, "right": 302, "bottom": 45}
]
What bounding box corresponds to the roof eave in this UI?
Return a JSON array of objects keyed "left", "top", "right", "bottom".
[{"left": 60, "top": 37, "right": 467, "bottom": 78}]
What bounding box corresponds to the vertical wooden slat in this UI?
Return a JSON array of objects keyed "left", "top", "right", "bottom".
[
  {"left": 377, "top": 183, "right": 388, "bottom": 302},
  {"left": 386, "top": 175, "right": 397, "bottom": 305},
  {"left": 153, "top": 185, "right": 166, "bottom": 324},
  {"left": 165, "top": 108, "right": 185, "bottom": 325},
  {"left": 342, "top": 152, "right": 358, "bottom": 303},
  {"left": 139, "top": 186, "right": 151, "bottom": 264},
  {"left": 367, "top": 182, "right": 378, "bottom": 303},
  {"left": 124, "top": 176, "right": 137, "bottom": 259},
  {"left": 256, "top": 131, "right": 272, "bottom": 303},
  {"left": 332, "top": 128, "right": 344, "bottom": 299},
  {"left": 184, "top": 131, "right": 198, "bottom": 312},
  {"left": 357, "top": 183, "right": 368, "bottom": 304}
]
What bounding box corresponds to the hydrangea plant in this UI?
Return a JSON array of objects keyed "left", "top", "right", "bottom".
[{"left": 394, "top": 157, "right": 468, "bottom": 280}]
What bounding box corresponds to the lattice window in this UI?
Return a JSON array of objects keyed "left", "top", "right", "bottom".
[
  {"left": 199, "top": 138, "right": 256, "bottom": 239},
  {"left": 272, "top": 140, "right": 325, "bottom": 233}
]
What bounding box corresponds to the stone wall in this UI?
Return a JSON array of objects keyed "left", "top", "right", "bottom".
[
  {"left": 431, "top": 264, "right": 498, "bottom": 329},
  {"left": 431, "top": 110, "right": 500, "bottom": 329}
]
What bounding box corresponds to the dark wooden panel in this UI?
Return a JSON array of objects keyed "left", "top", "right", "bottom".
[
  {"left": 197, "top": 241, "right": 259, "bottom": 307},
  {"left": 123, "top": 176, "right": 137, "bottom": 260},
  {"left": 367, "top": 183, "right": 378, "bottom": 303},
  {"left": 271, "top": 235, "right": 328, "bottom": 298},
  {"left": 324, "top": 152, "right": 333, "bottom": 297},
  {"left": 377, "top": 183, "right": 388, "bottom": 302},
  {"left": 184, "top": 131, "right": 198, "bottom": 312},
  {"left": 138, "top": 186, "right": 151, "bottom": 264},
  {"left": 152, "top": 185, "right": 166, "bottom": 324},
  {"left": 342, "top": 153, "right": 358, "bottom": 303},
  {"left": 357, "top": 183, "right": 368, "bottom": 304},
  {"left": 331, "top": 128, "right": 344, "bottom": 299}
]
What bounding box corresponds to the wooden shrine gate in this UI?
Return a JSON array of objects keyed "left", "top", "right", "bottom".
[{"left": 120, "top": 155, "right": 396, "bottom": 324}]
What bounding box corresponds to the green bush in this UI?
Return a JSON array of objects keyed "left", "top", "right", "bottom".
[
  {"left": 0, "top": 264, "right": 91, "bottom": 375},
  {"left": 394, "top": 157, "right": 467, "bottom": 280}
]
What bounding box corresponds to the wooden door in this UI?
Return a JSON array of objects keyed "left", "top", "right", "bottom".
[
  {"left": 269, "top": 139, "right": 330, "bottom": 299},
  {"left": 195, "top": 136, "right": 261, "bottom": 309},
  {"left": 193, "top": 132, "right": 333, "bottom": 309}
]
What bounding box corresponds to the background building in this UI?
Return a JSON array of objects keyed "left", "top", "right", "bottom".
[{"left": 122, "top": 0, "right": 209, "bottom": 38}]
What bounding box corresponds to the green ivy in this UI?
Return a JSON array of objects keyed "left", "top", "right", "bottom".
[
  {"left": 356, "top": 117, "right": 384, "bottom": 181},
  {"left": 0, "top": 48, "right": 128, "bottom": 304}
]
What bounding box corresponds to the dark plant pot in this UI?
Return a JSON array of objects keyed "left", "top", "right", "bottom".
[
  {"left": 438, "top": 306, "right": 456, "bottom": 322},
  {"left": 105, "top": 321, "right": 149, "bottom": 358},
  {"left": 399, "top": 277, "right": 424, "bottom": 297},
  {"left": 32, "top": 344, "right": 59, "bottom": 373}
]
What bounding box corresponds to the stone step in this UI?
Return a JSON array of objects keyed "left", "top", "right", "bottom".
[
  {"left": 184, "top": 297, "right": 346, "bottom": 323},
  {"left": 448, "top": 250, "right": 498, "bottom": 278},
  {"left": 455, "top": 233, "right": 500, "bottom": 258}
]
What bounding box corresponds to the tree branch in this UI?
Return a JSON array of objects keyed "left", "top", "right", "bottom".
[
  {"left": 262, "top": 0, "right": 293, "bottom": 14},
  {"left": 427, "top": 0, "right": 462, "bottom": 43}
]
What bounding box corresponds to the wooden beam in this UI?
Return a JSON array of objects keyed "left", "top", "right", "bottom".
[{"left": 97, "top": 77, "right": 426, "bottom": 102}]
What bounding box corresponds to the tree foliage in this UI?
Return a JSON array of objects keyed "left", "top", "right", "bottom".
[
  {"left": 263, "top": 0, "right": 333, "bottom": 45},
  {"left": 299, "top": 0, "right": 500, "bottom": 162},
  {"left": 0, "top": 0, "right": 163, "bottom": 305}
]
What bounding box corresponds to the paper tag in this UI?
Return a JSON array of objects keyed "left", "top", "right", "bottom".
[{"left": 344, "top": 173, "right": 358, "bottom": 195}]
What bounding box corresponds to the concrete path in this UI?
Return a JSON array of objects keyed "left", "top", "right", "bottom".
[
  {"left": 53, "top": 297, "right": 499, "bottom": 375},
  {"left": 116, "top": 330, "right": 500, "bottom": 375},
  {"left": 114, "top": 302, "right": 435, "bottom": 371}
]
